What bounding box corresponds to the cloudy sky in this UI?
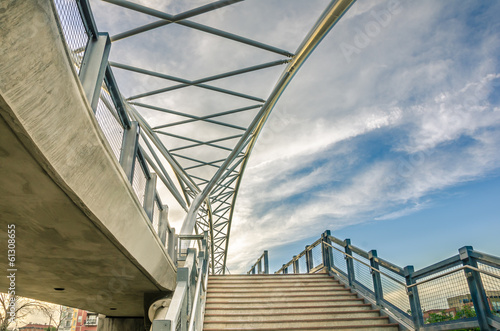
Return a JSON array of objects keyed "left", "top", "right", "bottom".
[{"left": 89, "top": 0, "right": 500, "bottom": 273}]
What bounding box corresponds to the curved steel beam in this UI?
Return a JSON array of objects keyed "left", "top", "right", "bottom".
[{"left": 181, "top": 0, "right": 357, "bottom": 240}]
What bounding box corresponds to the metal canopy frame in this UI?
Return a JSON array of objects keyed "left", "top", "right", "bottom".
[{"left": 95, "top": 0, "right": 357, "bottom": 274}]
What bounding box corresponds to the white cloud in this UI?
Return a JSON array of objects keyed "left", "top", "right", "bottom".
[{"left": 88, "top": 0, "right": 500, "bottom": 273}]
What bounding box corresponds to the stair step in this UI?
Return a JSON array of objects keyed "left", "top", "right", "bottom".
[
  {"left": 203, "top": 325, "right": 399, "bottom": 331},
  {"left": 205, "top": 303, "right": 374, "bottom": 314},
  {"left": 203, "top": 316, "right": 393, "bottom": 329},
  {"left": 204, "top": 310, "right": 381, "bottom": 322},
  {"left": 209, "top": 274, "right": 330, "bottom": 279},
  {"left": 203, "top": 274, "right": 400, "bottom": 331},
  {"left": 206, "top": 288, "right": 352, "bottom": 298},
  {"left": 206, "top": 293, "right": 358, "bottom": 303}
]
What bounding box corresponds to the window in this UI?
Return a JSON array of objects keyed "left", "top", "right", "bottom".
[{"left": 78, "top": 316, "right": 82, "bottom": 323}]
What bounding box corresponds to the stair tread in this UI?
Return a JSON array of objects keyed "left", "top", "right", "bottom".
[{"left": 203, "top": 275, "right": 400, "bottom": 331}]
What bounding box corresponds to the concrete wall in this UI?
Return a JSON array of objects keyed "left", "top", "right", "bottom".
[{"left": 0, "top": 0, "right": 176, "bottom": 316}]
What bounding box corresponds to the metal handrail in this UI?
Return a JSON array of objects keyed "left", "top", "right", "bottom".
[
  {"left": 272, "top": 230, "right": 500, "bottom": 331},
  {"left": 322, "top": 241, "right": 407, "bottom": 287},
  {"left": 246, "top": 250, "right": 269, "bottom": 274},
  {"left": 277, "top": 238, "right": 322, "bottom": 272}
]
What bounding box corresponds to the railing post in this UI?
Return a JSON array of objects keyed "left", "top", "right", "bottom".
[
  {"left": 369, "top": 250, "right": 383, "bottom": 305},
  {"left": 404, "top": 265, "right": 424, "bottom": 330},
  {"left": 119, "top": 121, "right": 139, "bottom": 183},
  {"left": 257, "top": 258, "right": 262, "bottom": 274},
  {"left": 170, "top": 232, "right": 177, "bottom": 266},
  {"left": 158, "top": 205, "right": 169, "bottom": 246},
  {"left": 322, "top": 230, "right": 333, "bottom": 272},
  {"left": 78, "top": 33, "right": 111, "bottom": 111},
  {"left": 282, "top": 264, "right": 288, "bottom": 274},
  {"left": 263, "top": 250, "right": 269, "bottom": 274},
  {"left": 344, "top": 239, "right": 355, "bottom": 286},
  {"left": 293, "top": 256, "right": 299, "bottom": 274},
  {"left": 305, "top": 245, "right": 313, "bottom": 273},
  {"left": 459, "top": 246, "right": 492, "bottom": 330},
  {"left": 144, "top": 174, "right": 157, "bottom": 220},
  {"left": 251, "top": 266, "right": 256, "bottom": 275}
]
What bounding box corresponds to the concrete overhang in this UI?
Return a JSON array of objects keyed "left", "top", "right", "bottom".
[{"left": 0, "top": 0, "right": 176, "bottom": 317}]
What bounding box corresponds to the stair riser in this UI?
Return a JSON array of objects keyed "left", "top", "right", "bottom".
[
  {"left": 204, "top": 311, "right": 380, "bottom": 322},
  {"left": 205, "top": 300, "right": 365, "bottom": 309},
  {"left": 207, "top": 289, "right": 350, "bottom": 299},
  {"left": 203, "top": 326, "right": 399, "bottom": 331},
  {"left": 205, "top": 305, "right": 374, "bottom": 314},
  {"left": 206, "top": 294, "right": 357, "bottom": 302},
  {"left": 208, "top": 282, "right": 345, "bottom": 291},
  {"left": 204, "top": 318, "right": 391, "bottom": 329}
]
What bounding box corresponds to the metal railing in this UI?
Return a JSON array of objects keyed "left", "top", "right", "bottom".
[
  {"left": 53, "top": 0, "right": 177, "bottom": 257},
  {"left": 151, "top": 233, "right": 210, "bottom": 331},
  {"left": 275, "top": 230, "right": 500, "bottom": 331},
  {"left": 246, "top": 250, "right": 269, "bottom": 274}
]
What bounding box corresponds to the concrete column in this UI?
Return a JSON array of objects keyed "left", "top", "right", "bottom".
[{"left": 97, "top": 316, "right": 145, "bottom": 331}]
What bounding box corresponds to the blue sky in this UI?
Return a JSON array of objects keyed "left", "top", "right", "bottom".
[
  {"left": 226, "top": 0, "right": 500, "bottom": 273},
  {"left": 90, "top": 0, "right": 500, "bottom": 274}
]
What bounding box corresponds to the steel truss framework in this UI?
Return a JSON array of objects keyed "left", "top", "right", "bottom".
[{"left": 86, "top": 0, "right": 356, "bottom": 274}]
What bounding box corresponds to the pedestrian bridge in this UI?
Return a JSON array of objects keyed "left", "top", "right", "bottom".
[{"left": 1, "top": 0, "right": 500, "bottom": 330}]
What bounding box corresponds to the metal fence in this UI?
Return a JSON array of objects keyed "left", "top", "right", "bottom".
[
  {"left": 246, "top": 250, "right": 269, "bottom": 274},
  {"left": 152, "top": 233, "right": 210, "bottom": 331},
  {"left": 275, "top": 230, "right": 500, "bottom": 331},
  {"left": 52, "top": 0, "right": 176, "bottom": 255},
  {"left": 53, "top": 0, "right": 89, "bottom": 73}
]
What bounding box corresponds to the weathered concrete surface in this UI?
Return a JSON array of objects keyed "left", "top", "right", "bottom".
[{"left": 0, "top": 0, "right": 175, "bottom": 317}]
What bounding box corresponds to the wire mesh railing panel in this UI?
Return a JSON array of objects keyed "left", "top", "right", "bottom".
[
  {"left": 298, "top": 254, "right": 308, "bottom": 274},
  {"left": 332, "top": 246, "right": 348, "bottom": 276},
  {"left": 478, "top": 262, "right": 500, "bottom": 314},
  {"left": 132, "top": 158, "right": 147, "bottom": 206},
  {"left": 53, "top": 0, "right": 89, "bottom": 73},
  {"left": 311, "top": 244, "right": 323, "bottom": 269},
  {"left": 415, "top": 266, "right": 473, "bottom": 324},
  {"left": 152, "top": 199, "right": 161, "bottom": 234},
  {"left": 379, "top": 266, "right": 410, "bottom": 314},
  {"left": 352, "top": 252, "right": 374, "bottom": 292},
  {"left": 95, "top": 86, "right": 124, "bottom": 161}
]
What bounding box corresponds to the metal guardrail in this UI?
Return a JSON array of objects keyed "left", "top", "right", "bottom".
[
  {"left": 53, "top": 0, "right": 178, "bottom": 262},
  {"left": 151, "top": 233, "right": 210, "bottom": 331},
  {"left": 246, "top": 250, "right": 269, "bottom": 274},
  {"left": 275, "top": 230, "right": 500, "bottom": 331}
]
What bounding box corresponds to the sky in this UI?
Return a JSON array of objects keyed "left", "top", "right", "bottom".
[{"left": 89, "top": 0, "right": 500, "bottom": 274}]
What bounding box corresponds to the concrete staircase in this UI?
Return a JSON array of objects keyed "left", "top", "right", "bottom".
[{"left": 203, "top": 274, "right": 399, "bottom": 330}]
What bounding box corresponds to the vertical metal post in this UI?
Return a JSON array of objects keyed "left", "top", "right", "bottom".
[
  {"left": 369, "top": 250, "right": 383, "bottom": 305},
  {"left": 170, "top": 232, "right": 177, "bottom": 266},
  {"left": 158, "top": 205, "right": 169, "bottom": 246},
  {"left": 459, "top": 246, "right": 492, "bottom": 330},
  {"left": 263, "top": 250, "right": 269, "bottom": 274},
  {"left": 144, "top": 174, "right": 157, "bottom": 220},
  {"left": 79, "top": 33, "right": 111, "bottom": 111},
  {"left": 283, "top": 264, "right": 288, "bottom": 274},
  {"left": 344, "top": 239, "right": 355, "bottom": 286},
  {"left": 404, "top": 265, "right": 424, "bottom": 330},
  {"left": 119, "top": 121, "right": 139, "bottom": 183},
  {"left": 257, "top": 259, "right": 262, "bottom": 274},
  {"left": 305, "top": 246, "right": 314, "bottom": 273},
  {"left": 293, "top": 256, "right": 299, "bottom": 274},
  {"left": 251, "top": 266, "right": 256, "bottom": 275},
  {"left": 322, "top": 230, "right": 333, "bottom": 272}
]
